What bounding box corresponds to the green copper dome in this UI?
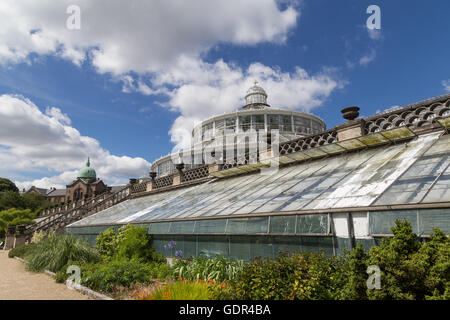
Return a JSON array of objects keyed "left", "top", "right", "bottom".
[{"left": 77, "top": 158, "right": 96, "bottom": 180}]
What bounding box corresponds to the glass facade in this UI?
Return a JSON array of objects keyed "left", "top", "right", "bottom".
[
  {"left": 152, "top": 112, "right": 325, "bottom": 177},
  {"left": 67, "top": 207, "right": 449, "bottom": 260},
  {"left": 68, "top": 132, "right": 450, "bottom": 261}
]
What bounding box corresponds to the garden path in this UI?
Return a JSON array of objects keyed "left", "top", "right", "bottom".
[{"left": 0, "top": 250, "right": 89, "bottom": 300}]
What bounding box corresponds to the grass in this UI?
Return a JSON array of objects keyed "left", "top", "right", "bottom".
[
  {"left": 26, "top": 232, "right": 100, "bottom": 273},
  {"left": 133, "top": 279, "right": 218, "bottom": 300},
  {"left": 173, "top": 255, "right": 244, "bottom": 282}
]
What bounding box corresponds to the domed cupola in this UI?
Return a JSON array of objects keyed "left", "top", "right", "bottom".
[
  {"left": 243, "top": 81, "right": 270, "bottom": 110},
  {"left": 77, "top": 158, "right": 97, "bottom": 181}
]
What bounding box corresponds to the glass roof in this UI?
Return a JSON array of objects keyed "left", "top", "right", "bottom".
[{"left": 69, "top": 131, "right": 450, "bottom": 227}]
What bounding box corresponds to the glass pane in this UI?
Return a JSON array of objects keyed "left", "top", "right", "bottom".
[
  {"left": 170, "top": 221, "right": 195, "bottom": 234},
  {"left": 269, "top": 215, "right": 296, "bottom": 234},
  {"left": 418, "top": 208, "right": 450, "bottom": 234},
  {"left": 271, "top": 236, "right": 301, "bottom": 256},
  {"left": 300, "top": 236, "right": 334, "bottom": 256},
  {"left": 369, "top": 210, "right": 418, "bottom": 234},
  {"left": 268, "top": 114, "right": 279, "bottom": 130},
  {"left": 229, "top": 236, "right": 251, "bottom": 261},
  {"left": 296, "top": 214, "right": 328, "bottom": 234},
  {"left": 197, "top": 236, "right": 228, "bottom": 258},
  {"left": 249, "top": 236, "right": 273, "bottom": 259},
  {"left": 226, "top": 217, "right": 269, "bottom": 234},
  {"left": 149, "top": 222, "right": 171, "bottom": 234},
  {"left": 194, "top": 219, "right": 227, "bottom": 234},
  {"left": 225, "top": 218, "right": 247, "bottom": 234},
  {"left": 246, "top": 217, "right": 269, "bottom": 233}
]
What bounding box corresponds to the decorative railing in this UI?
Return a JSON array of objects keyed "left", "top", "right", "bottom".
[
  {"left": 154, "top": 174, "right": 174, "bottom": 188},
  {"left": 222, "top": 151, "right": 259, "bottom": 170},
  {"left": 365, "top": 96, "right": 450, "bottom": 133},
  {"left": 130, "top": 181, "right": 148, "bottom": 193},
  {"left": 39, "top": 187, "right": 129, "bottom": 217},
  {"left": 181, "top": 165, "right": 210, "bottom": 182},
  {"left": 26, "top": 186, "right": 130, "bottom": 241},
  {"left": 279, "top": 129, "right": 338, "bottom": 156}
]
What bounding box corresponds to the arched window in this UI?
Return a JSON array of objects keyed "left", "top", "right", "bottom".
[{"left": 74, "top": 188, "right": 83, "bottom": 201}]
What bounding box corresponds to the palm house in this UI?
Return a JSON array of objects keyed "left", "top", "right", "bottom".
[{"left": 64, "top": 87, "right": 450, "bottom": 261}]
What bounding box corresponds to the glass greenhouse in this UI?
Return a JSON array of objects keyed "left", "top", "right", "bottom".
[{"left": 66, "top": 129, "right": 450, "bottom": 260}]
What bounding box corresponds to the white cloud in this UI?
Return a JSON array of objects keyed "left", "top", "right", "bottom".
[
  {"left": 132, "top": 57, "right": 344, "bottom": 151},
  {"left": 442, "top": 80, "right": 450, "bottom": 92},
  {"left": 0, "top": 0, "right": 298, "bottom": 75},
  {"left": 0, "top": 1, "right": 346, "bottom": 183},
  {"left": 367, "top": 28, "right": 382, "bottom": 41},
  {"left": 359, "top": 49, "right": 376, "bottom": 66},
  {"left": 0, "top": 94, "right": 150, "bottom": 189}
]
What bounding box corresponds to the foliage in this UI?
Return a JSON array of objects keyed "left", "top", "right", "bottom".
[
  {"left": 96, "top": 228, "right": 117, "bottom": 258},
  {"left": 366, "top": 220, "right": 450, "bottom": 300},
  {"left": 80, "top": 258, "right": 172, "bottom": 293},
  {"left": 173, "top": 255, "right": 244, "bottom": 283},
  {"left": 338, "top": 243, "right": 370, "bottom": 300},
  {"left": 0, "top": 208, "right": 35, "bottom": 237},
  {"left": 0, "top": 192, "right": 26, "bottom": 212},
  {"left": 21, "top": 192, "right": 55, "bottom": 211},
  {"left": 0, "top": 178, "right": 18, "bottom": 193},
  {"left": 8, "top": 243, "right": 36, "bottom": 259},
  {"left": 136, "top": 279, "right": 213, "bottom": 300},
  {"left": 0, "top": 189, "right": 54, "bottom": 212},
  {"left": 26, "top": 232, "right": 100, "bottom": 273},
  {"left": 211, "top": 220, "right": 450, "bottom": 300},
  {"left": 31, "top": 230, "right": 47, "bottom": 244},
  {"left": 96, "top": 224, "right": 165, "bottom": 263},
  {"left": 210, "top": 251, "right": 346, "bottom": 300}
]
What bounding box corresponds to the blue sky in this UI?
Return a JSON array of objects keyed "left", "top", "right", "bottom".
[{"left": 0, "top": 0, "right": 448, "bottom": 189}]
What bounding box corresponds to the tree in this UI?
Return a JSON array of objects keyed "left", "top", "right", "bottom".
[
  {"left": 0, "top": 178, "right": 19, "bottom": 193},
  {"left": 0, "top": 208, "right": 35, "bottom": 238},
  {"left": 0, "top": 189, "right": 54, "bottom": 212},
  {"left": 365, "top": 219, "right": 450, "bottom": 300},
  {"left": 0, "top": 191, "right": 24, "bottom": 211}
]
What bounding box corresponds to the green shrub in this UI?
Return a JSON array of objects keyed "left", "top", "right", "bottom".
[
  {"left": 81, "top": 258, "right": 172, "bottom": 293},
  {"left": 211, "top": 220, "right": 449, "bottom": 300},
  {"left": 366, "top": 220, "right": 450, "bottom": 300},
  {"left": 96, "top": 224, "right": 165, "bottom": 263},
  {"left": 212, "top": 253, "right": 314, "bottom": 300},
  {"left": 96, "top": 228, "right": 117, "bottom": 258},
  {"left": 0, "top": 208, "right": 35, "bottom": 237},
  {"left": 26, "top": 233, "right": 100, "bottom": 273},
  {"left": 173, "top": 255, "right": 244, "bottom": 282},
  {"left": 8, "top": 243, "right": 36, "bottom": 259}
]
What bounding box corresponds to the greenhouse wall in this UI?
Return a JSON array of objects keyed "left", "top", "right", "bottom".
[{"left": 65, "top": 207, "right": 449, "bottom": 261}]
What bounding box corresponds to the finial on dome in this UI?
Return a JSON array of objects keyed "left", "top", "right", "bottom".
[{"left": 87, "top": 157, "right": 90, "bottom": 167}]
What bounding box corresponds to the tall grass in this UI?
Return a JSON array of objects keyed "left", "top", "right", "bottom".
[
  {"left": 136, "top": 280, "right": 211, "bottom": 300},
  {"left": 26, "top": 232, "right": 99, "bottom": 273},
  {"left": 173, "top": 256, "right": 244, "bottom": 282}
]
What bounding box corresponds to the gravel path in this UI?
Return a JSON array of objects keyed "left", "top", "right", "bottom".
[{"left": 0, "top": 250, "right": 89, "bottom": 300}]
